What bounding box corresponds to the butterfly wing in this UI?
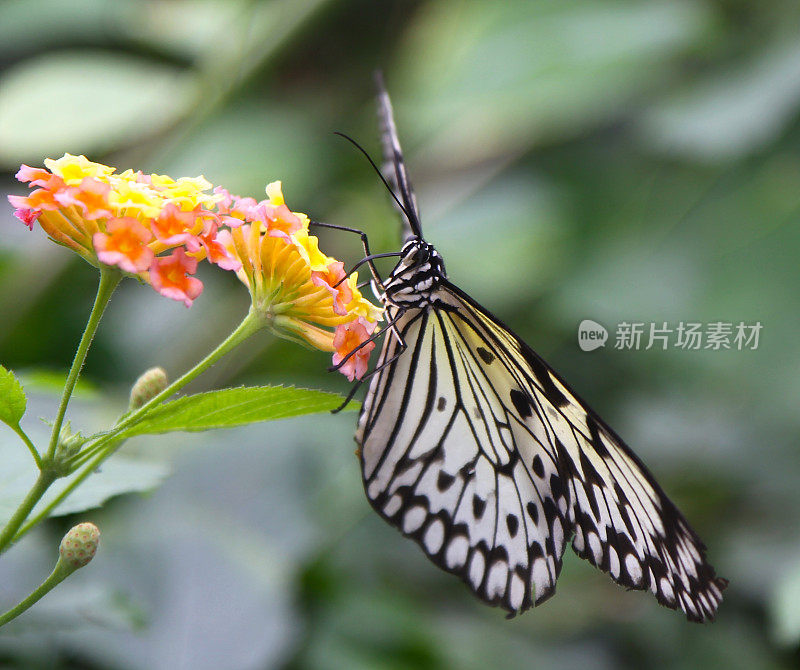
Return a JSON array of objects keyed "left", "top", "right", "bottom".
[
  {"left": 357, "top": 283, "right": 727, "bottom": 621},
  {"left": 374, "top": 71, "right": 422, "bottom": 242},
  {"left": 358, "top": 302, "right": 573, "bottom": 613}
]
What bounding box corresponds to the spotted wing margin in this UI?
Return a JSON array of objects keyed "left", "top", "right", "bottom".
[
  {"left": 437, "top": 281, "right": 728, "bottom": 622},
  {"left": 357, "top": 304, "right": 572, "bottom": 615}
]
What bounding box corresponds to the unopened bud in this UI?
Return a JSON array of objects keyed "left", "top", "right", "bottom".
[
  {"left": 57, "top": 421, "right": 86, "bottom": 458},
  {"left": 129, "top": 367, "right": 168, "bottom": 409},
  {"left": 58, "top": 522, "right": 100, "bottom": 571}
]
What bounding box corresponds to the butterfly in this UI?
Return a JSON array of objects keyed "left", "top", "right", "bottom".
[{"left": 346, "top": 76, "right": 727, "bottom": 622}]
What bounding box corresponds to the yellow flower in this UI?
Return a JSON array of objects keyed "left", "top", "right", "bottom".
[
  {"left": 44, "top": 154, "right": 115, "bottom": 185},
  {"left": 217, "top": 184, "right": 383, "bottom": 375}
]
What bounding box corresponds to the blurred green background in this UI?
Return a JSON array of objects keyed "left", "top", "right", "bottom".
[{"left": 1, "top": 0, "right": 799, "bottom": 668}]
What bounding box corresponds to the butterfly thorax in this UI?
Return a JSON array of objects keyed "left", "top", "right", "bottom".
[{"left": 382, "top": 238, "right": 446, "bottom": 308}]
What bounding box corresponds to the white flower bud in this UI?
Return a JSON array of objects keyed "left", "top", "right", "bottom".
[{"left": 58, "top": 522, "right": 100, "bottom": 570}]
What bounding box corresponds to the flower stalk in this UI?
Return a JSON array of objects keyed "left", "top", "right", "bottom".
[
  {"left": 0, "top": 523, "right": 99, "bottom": 628},
  {"left": 11, "top": 309, "right": 264, "bottom": 545},
  {"left": 46, "top": 265, "right": 121, "bottom": 462}
]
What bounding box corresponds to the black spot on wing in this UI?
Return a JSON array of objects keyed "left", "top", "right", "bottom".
[
  {"left": 476, "top": 346, "right": 495, "bottom": 364},
  {"left": 472, "top": 494, "right": 486, "bottom": 519},
  {"left": 437, "top": 471, "right": 455, "bottom": 492},
  {"left": 437, "top": 396, "right": 447, "bottom": 411},
  {"left": 506, "top": 513, "right": 519, "bottom": 538},
  {"left": 509, "top": 389, "right": 532, "bottom": 418},
  {"left": 532, "top": 454, "right": 545, "bottom": 478},
  {"left": 526, "top": 502, "right": 539, "bottom": 525}
]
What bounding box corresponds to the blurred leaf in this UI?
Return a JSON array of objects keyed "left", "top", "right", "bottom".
[
  {"left": 639, "top": 40, "right": 800, "bottom": 161},
  {"left": 125, "top": 0, "right": 249, "bottom": 60},
  {"left": 0, "top": 0, "right": 135, "bottom": 57},
  {"left": 771, "top": 553, "right": 800, "bottom": 647},
  {"left": 397, "top": 0, "right": 714, "bottom": 165},
  {"left": 120, "top": 386, "right": 356, "bottom": 437},
  {"left": 0, "top": 440, "right": 169, "bottom": 526},
  {"left": 0, "top": 365, "right": 26, "bottom": 427},
  {"left": 17, "top": 369, "right": 98, "bottom": 398},
  {"left": 163, "top": 101, "right": 327, "bottom": 201},
  {"left": 44, "top": 458, "right": 170, "bottom": 518},
  {"left": 428, "top": 172, "right": 567, "bottom": 309},
  {"left": 0, "top": 51, "right": 198, "bottom": 167},
  {"left": 0, "top": 583, "right": 145, "bottom": 636}
]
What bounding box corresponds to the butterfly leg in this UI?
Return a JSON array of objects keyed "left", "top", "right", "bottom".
[
  {"left": 309, "top": 220, "right": 386, "bottom": 290},
  {"left": 331, "top": 310, "right": 408, "bottom": 413},
  {"left": 329, "top": 309, "right": 406, "bottom": 373}
]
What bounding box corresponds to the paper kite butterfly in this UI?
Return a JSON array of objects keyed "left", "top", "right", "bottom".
[{"left": 336, "top": 76, "right": 727, "bottom": 622}]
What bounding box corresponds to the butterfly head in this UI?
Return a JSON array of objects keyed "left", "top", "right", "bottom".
[{"left": 384, "top": 237, "right": 446, "bottom": 307}]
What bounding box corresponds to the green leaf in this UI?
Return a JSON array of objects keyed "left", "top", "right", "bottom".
[
  {"left": 0, "top": 365, "right": 26, "bottom": 428},
  {"left": 121, "top": 386, "right": 356, "bottom": 437}
]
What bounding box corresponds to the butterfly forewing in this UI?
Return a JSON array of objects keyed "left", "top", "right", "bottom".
[
  {"left": 448, "top": 283, "right": 726, "bottom": 619},
  {"left": 357, "top": 283, "right": 726, "bottom": 620}
]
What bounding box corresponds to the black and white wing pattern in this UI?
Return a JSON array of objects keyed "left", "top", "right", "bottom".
[
  {"left": 356, "top": 283, "right": 727, "bottom": 621},
  {"left": 354, "top": 76, "right": 725, "bottom": 622},
  {"left": 374, "top": 71, "right": 421, "bottom": 242}
]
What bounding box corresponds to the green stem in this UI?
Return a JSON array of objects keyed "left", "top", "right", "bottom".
[
  {"left": 12, "top": 309, "right": 263, "bottom": 544},
  {"left": 12, "top": 425, "right": 42, "bottom": 470},
  {"left": 110, "top": 307, "right": 262, "bottom": 436},
  {"left": 15, "top": 451, "right": 108, "bottom": 543},
  {"left": 0, "top": 471, "right": 56, "bottom": 554},
  {"left": 0, "top": 559, "right": 73, "bottom": 628},
  {"left": 46, "top": 266, "right": 121, "bottom": 461}
]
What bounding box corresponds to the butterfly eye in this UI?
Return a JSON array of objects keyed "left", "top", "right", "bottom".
[{"left": 417, "top": 247, "right": 430, "bottom": 264}]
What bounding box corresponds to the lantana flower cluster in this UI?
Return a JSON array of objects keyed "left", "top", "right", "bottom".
[
  {"left": 8, "top": 154, "right": 382, "bottom": 380},
  {"left": 214, "top": 183, "right": 382, "bottom": 381},
  {"left": 8, "top": 154, "right": 235, "bottom": 307}
]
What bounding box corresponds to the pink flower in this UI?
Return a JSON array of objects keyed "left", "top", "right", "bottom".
[
  {"left": 148, "top": 248, "right": 203, "bottom": 307},
  {"left": 7, "top": 198, "right": 40, "bottom": 229},
  {"left": 152, "top": 203, "right": 202, "bottom": 246},
  {"left": 54, "top": 177, "right": 113, "bottom": 220},
  {"left": 196, "top": 222, "right": 241, "bottom": 271},
  {"left": 93, "top": 217, "right": 155, "bottom": 273},
  {"left": 311, "top": 260, "right": 353, "bottom": 315},
  {"left": 332, "top": 318, "right": 376, "bottom": 381}
]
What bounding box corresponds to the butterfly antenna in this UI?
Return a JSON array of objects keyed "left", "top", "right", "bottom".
[
  {"left": 374, "top": 70, "right": 423, "bottom": 242},
  {"left": 334, "top": 132, "right": 412, "bottom": 224}
]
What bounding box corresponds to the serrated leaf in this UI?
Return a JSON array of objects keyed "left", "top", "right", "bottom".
[
  {"left": 121, "top": 386, "right": 356, "bottom": 437},
  {"left": 0, "top": 365, "right": 26, "bottom": 428}
]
